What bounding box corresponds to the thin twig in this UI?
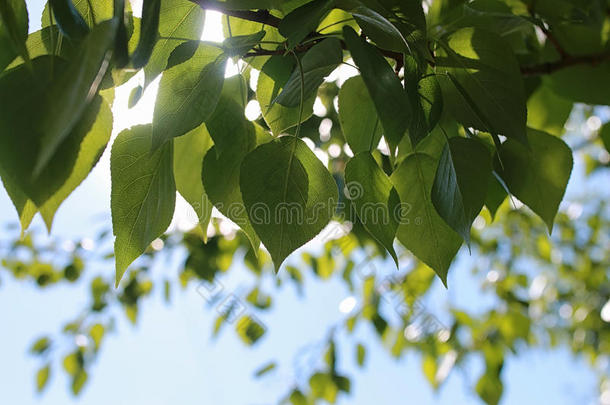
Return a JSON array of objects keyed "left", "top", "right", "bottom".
[{"left": 190, "top": 0, "right": 610, "bottom": 77}]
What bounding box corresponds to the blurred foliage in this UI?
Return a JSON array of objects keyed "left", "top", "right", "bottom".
[{"left": 2, "top": 150, "right": 608, "bottom": 402}]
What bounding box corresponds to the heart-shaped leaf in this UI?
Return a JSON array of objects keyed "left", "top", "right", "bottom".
[
  {"left": 241, "top": 136, "right": 338, "bottom": 270},
  {"left": 391, "top": 153, "right": 462, "bottom": 285},
  {"left": 111, "top": 125, "right": 176, "bottom": 286},
  {"left": 202, "top": 96, "right": 261, "bottom": 253}
]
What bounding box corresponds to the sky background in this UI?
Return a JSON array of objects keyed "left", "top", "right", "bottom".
[{"left": 0, "top": 1, "right": 607, "bottom": 404}]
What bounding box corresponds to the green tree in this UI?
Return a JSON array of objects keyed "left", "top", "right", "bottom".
[{"left": 0, "top": 0, "right": 609, "bottom": 403}]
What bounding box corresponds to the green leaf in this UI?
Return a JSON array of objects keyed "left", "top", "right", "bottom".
[
  {"left": 309, "top": 372, "right": 339, "bottom": 402},
  {"left": 71, "top": 370, "right": 87, "bottom": 395},
  {"left": 276, "top": 38, "right": 343, "bottom": 108},
  {"left": 143, "top": 0, "right": 205, "bottom": 86},
  {"left": 258, "top": 55, "right": 315, "bottom": 135},
  {"left": 356, "top": 343, "right": 366, "bottom": 366},
  {"left": 390, "top": 153, "right": 462, "bottom": 285},
  {"left": 132, "top": 0, "right": 161, "bottom": 68},
  {"left": 484, "top": 173, "right": 508, "bottom": 219},
  {"left": 39, "top": 100, "right": 113, "bottom": 231},
  {"left": 204, "top": 76, "right": 251, "bottom": 154},
  {"left": 279, "top": 0, "right": 335, "bottom": 49},
  {"left": 345, "top": 153, "right": 399, "bottom": 265},
  {"left": 0, "top": 57, "right": 106, "bottom": 210},
  {"left": 338, "top": 75, "right": 382, "bottom": 154},
  {"left": 343, "top": 2, "right": 408, "bottom": 52},
  {"left": 342, "top": 26, "right": 410, "bottom": 151},
  {"left": 476, "top": 367, "right": 503, "bottom": 405},
  {"left": 527, "top": 79, "right": 573, "bottom": 136},
  {"left": 253, "top": 361, "right": 277, "bottom": 377},
  {"left": 405, "top": 58, "right": 443, "bottom": 146},
  {"left": 202, "top": 96, "right": 261, "bottom": 253},
  {"left": 6, "top": 26, "right": 76, "bottom": 70},
  {"left": 0, "top": 0, "right": 28, "bottom": 71},
  {"left": 49, "top": 0, "right": 89, "bottom": 39},
  {"left": 340, "top": 0, "right": 426, "bottom": 56},
  {"left": 35, "top": 19, "right": 117, "bottom": 176},
  {"left": 289, "top": 390, "right": 308, "bottom": 405},
  {"left": 223, "top": 30, "right": 266, "bottom": 57},
  {"left": 113, "top": 0, "right": 129, "bottom": 67},
  {"left": 128, "top": 85, "right": 143, "bottom": 108},
  {"left": 30, "top": 337, "right": 52, "bottom": 354},
  {"left": 111, "top": 125, "right": 176, "bottom": 286},
  {"left": 43, "top": 0, "right": 114, "bottom": 28},
  {"left": 241, "top": 136, "right": 338, "bottom": 270},
  {"left": 152, "top": 43, "right": 225, "bottom": 149},
  {"left": 0, "top": 167, "right": 37, "bottom": 233},
  {"left": 36, "top": 365, "right": 50, "bottom": 393},
  {"left": 431, "top": 137, "right": 492, "bottom": 244},
  {"left": 496, "top": 129, "right": 573, "bottom": 231},
  {"left": 548, "top": 61, "right": 610, "bottom": 106},
  {"left": 218, "top": 73, "right": 249, "bottom": 110},
  {"left": 235, "top": 315, "right": 266, "bottom": 345},
  {"left": 174, "top": 124, "right": 214, "bottom": 239},
  {"left": 436, "top": 27, "right": 527, "bottom": 144},
  {"left": 222, "top": 15, "right": 283, "bottom": 70}
]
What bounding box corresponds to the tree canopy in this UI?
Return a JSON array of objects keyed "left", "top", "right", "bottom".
[{"left": 0, "top": 0, "right": 609, "bottom": 404}]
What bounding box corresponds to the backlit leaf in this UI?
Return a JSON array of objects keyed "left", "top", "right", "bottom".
[
  {"left": 391, "top": 153, "right": 462, "bottom": 285},
  {"left": 345, "top": 153, "right": 399, "bottom": 264},
  {"left": 279, "top": 0, "right": 334, "bottom": 49},
  {"left": 527, "top": 79, "right": 573, "bottom": 136},
  {"left": 436, "top": 27, "right": 527, "bottom": 144},
  {"left": 36, "top": 365, "right": 50, "bottom": 393},
  {"left": 258, "top": 54, "right": 315, "bottom": 135},
  {"left": 338, "top": 76, "right": 382, "bottom": 154},
  {"left": 496, "top": 129, "right": 573, "bottom": 231},
  {"left": 202, "top": 96, "right": 261, "bottom": 253},
  {"left": 143, "top": 0, "right": 205, "bottom": 86},
  {"left": 431, "top": 137, "right": 492, "bottom": 244},
  {"left": 343, "top": 26, "right": 410, "bottom": 151},
  {"left": 241, "top": 136, "right": 338, "bottom": 270},
  {"left": 152, "top": 43, "right": 225, "bottom": 149},
  {"left": 276, "top": 38, "right": 343, "bottom": 108},
  {"left": 49, "top": 0, "right": 89, "bottom": 39},
  {"left": 0, "top": 57, "right": 105, "bottom": 210},
  {"left": 0, "top": 0, "right": 28, "bottom": 71},
  {"left": 111, "top": 125, "right": 176, "bottom": 286},
  {"left": 132, "top": 0, "right": 161, "bottom": 68},
  {"left": 174, "top": 124, "right": 214, "bottom": 239},
  {"left": 39, "top": 100, "right": 113, "bottom": 231},
  {"left": 35, "top": 19, "right": 117, "bottom": 176}
]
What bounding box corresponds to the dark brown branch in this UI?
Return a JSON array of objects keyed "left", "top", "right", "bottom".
[
  {"left": 190, "top": 0, "right": 610, "bottom": 77},
  {"left": 189, "top": 0, "right": 281, "bottom": 27},
  {"left": 520, "top": 52, "right": 610, "bottom": 76}
]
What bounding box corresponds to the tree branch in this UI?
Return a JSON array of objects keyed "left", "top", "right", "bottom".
[
  {"left": 520, "top": 52, "right": 610, "bottom": 76},
  {"left": 189, "top": 0, "right": 281, "bottom": 27},
  {"left": 190, "top": 0, "right": 610, "bottom": 77}
]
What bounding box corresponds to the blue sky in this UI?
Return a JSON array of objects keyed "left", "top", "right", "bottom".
[{"left": 0, "top": 1, "right": 606, "bottom": 404}]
